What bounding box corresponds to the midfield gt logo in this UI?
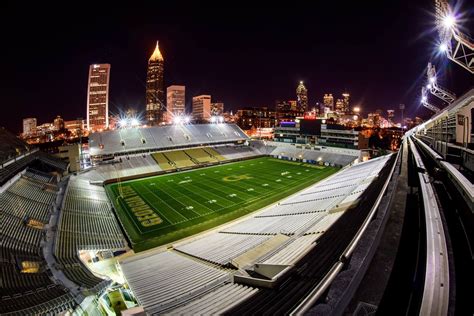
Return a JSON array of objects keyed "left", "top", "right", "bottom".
[{"left": 222, "top": 174, "right": 253, "bottom": 182}]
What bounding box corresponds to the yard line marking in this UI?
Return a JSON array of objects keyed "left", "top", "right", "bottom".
[
  {"left": 135, "top": 184, "right": 181, "bottom": 225},
  {"left": 140, "top": 183, "right": 189, "bottom": 222}
]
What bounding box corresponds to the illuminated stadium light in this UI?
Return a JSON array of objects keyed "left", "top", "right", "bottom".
[
  {"left": 429, "top": 76, "right": 436, "bottom": 84},
  {"left": 439, "top": 43, "right": 448, "bottom": 53},
  {"left": 421, "top": 96, "right": 427, "bottom": 102},
  {"left": 210, "top": 116, "right": 217, "bottom": 123},
  {"left": 173, "top": 116, "right": 183, "bottom": 125},
  {"left": 426, "top": 84, "right": 432, "bottom": 89},
  {"left": 442, "top": 14, "right": 455, "bottom": 29},
  {"left": 218, "top": 116, "right": 224, "bottom": 123},
  {"left": 184, "top": 116, "right": 191, "bottom": 124},
  {"left": 130, "top": 118, "right": 140, "bottom": 127},
  {"left": 119, "top": 118, "right": 128, "bottom": 128}
]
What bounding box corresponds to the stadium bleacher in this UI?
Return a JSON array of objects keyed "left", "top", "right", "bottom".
[
  {"left": 121, "top": 251, "right": 230, "bottom": 314},
  {"left": 212, "top": 145, "right": 262, "bottom": 160},
  {"left": 54, "top": 175, "right": 128, "bottom": 291},
  {"left": 163, "top": 283, "right": 259, "bottom": 315},
  {"left": 269, "top": 145, "right": 358, "bottom": 166},
  {"left": 175, "top": 234, "right": 271, "bottom": 266},
  {"left": 89, "top": 123, "right": 249, "bottom": 157},
  {"left": 94, "top": 154, "right": 162, "bottom": 179},
  {"left": 0, "top": 127, "right": 30, "bottom": 163},
  {"left": 0, "top": 159, "right": 76, "bottom": 315}
]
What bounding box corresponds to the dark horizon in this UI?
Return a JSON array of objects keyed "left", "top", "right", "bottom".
[{"left": 2, "top": 1, "right": 472, "bottom": 133}]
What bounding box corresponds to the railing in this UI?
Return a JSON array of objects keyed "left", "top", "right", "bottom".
[
  {"left": 409, "top": 137, "right": 450, "bottom": 316},
  {"left": 0, "top": 148, "right": 39, "bottom": 169}
]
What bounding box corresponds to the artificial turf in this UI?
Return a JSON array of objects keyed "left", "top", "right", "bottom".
[{"left": 106, "top": 157, "right": 337, "bottom": 252}]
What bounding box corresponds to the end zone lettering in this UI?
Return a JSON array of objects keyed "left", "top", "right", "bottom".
[{"left": 120, "top": 186, "right": 162, "bottom": 227}]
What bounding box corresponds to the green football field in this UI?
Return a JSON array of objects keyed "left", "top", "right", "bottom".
[{"left": 106, "top": 157, "right": 337, "bottom": 252}]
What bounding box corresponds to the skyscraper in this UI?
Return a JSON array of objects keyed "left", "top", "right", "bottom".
[
  {"left": 166, "top": 85, "right": 186, "bottom": 123},
  {"left": 342, "top": 92, "right": 350, "bottom": 113},
  {"left": 146, "top": 41, "right": 165, "bottom": 125},
  {"left": 192, "top": 95, "right": 211, "bottom": 122},
  {"left": 210, "top": 102, "right": 224, "bottom": 116},
  {"left": 335, "top": 98, "right": 344, "bottom": 112},
  {"left": 86, "top": 64, "right": 110, "bottom": 132},
  {"left": 289, "top": 100, "right": 297, "bottom": 111},
  {"left": 323, "top": 94, "right": 334, "bottom": 110},
  {"left": 296, "top": 81, "right": 308, "bottom": 113},
  {"left": 23, "top": 118, "right": 37, "bottom": 136},
  {"left": 53, "top": 115, "right": 64, "bottom": 130}
]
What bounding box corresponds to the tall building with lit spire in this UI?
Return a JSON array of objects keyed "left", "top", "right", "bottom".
[
  {"left": 146, "top": 41, "right": 165, "bottom": 125},
  {"left": 296, "top": 81, "right": 308, "bottom": 113}
]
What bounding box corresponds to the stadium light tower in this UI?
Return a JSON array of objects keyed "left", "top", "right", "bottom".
[
  {"left": 421, "top": 87, "right": 441, "bottom": 113},
  {"left": 435, "top": 0, "right": 473, "bottom": 73},
  {"left": 426, "top": 62, "right": 456, "bottom": 104}
]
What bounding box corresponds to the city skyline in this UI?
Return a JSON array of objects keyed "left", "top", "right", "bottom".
[{"left": 2, "top": 1, "right": 472, "bottom": 132}]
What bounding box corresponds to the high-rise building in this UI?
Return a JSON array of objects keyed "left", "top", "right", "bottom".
[
  {"left": 210, "top": 102, "right": 224, "bottom": 116},
  {"left": 53, "top": 115, "right": 64, "bottom": 130},
  {"left": 296, "top": 81, "right": 308, "bottom": 112},
  {"left": 64, "top": 119, "right": 84, "bottom": 135},
  {"left": 86, "top": 63, "right": 110, "bottom": 132},
  {"left": 323, "top": 94, "right": 334, "bottom": 110},
  {"left": 342, "top": 92, "right": 350, "bottom": 113},
  {"left": 237, "top": 107, "right": 277, "bottom": 130},
  {"left": 289, "top": 100, "right": 297, "bottom": 111},
  {"left": 166, "top": 85, "right": 186, "bottom": 123},
  {"left": 146, "top": 41, "right": 165, "bottom": 125},
  {"left": 23, "top": 118, "right": 37, "bottom": 136},
  {"left": 192, "top": 95, "right": 211, "bottom": 122},
  {"left": 335, "top": 98, "right": 344, "bottom": 112},
  {"left": 387, "top": 110, "right": 395, "bottom": 124}
]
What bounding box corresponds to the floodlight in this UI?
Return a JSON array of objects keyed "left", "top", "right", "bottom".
[
  {"left": 131, "top": 118, "right": 139, "bottom": 126},
  {"left": 119, "top": 119, "right": 128, "bottom": 128},
  {"left": 173, "top": 116, "right": 182, "bottom": 124},
  {"left": 439, "top": 43, "right": 448, "bottom": 52},
  {"left": 442, "top": 14, "right": 455, "bottom": 29}
]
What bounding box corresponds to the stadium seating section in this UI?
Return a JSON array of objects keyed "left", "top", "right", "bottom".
[
  {"left": 0, "top": 127, "right": 30, "bottom": 162},
  {"left": 151, "top": 147, "right": 226, "bottom": 170},
  {"left": 54, "top": 176, "right": 127, "bottom": 291},
  {"left": 0, "top": 138, "right": 112, "bottom": 314},
  {"left": 89, "top": 123, "right": 248, "bottom": 156},
  {"left": 0, "top": 165, "right": 74, "bottom": 314}
]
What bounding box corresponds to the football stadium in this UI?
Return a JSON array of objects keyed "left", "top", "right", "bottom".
[
  {"left": 0, "top": 122, "right": 396, "bottom": 315},
  {"left": 3, "top": 0, "right": 474, "bottom": 313},
  {"left": 2, "top": 108, "right": 474, "bottom": 314}
]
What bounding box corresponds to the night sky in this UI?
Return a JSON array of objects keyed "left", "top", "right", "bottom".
[{"left": 2, "top": 1, "right": 473, "bottom": 133}]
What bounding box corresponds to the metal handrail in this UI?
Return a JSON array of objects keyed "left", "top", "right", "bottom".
[{"left": 409, "top": 137, "right": 450, "bottom": 316}]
